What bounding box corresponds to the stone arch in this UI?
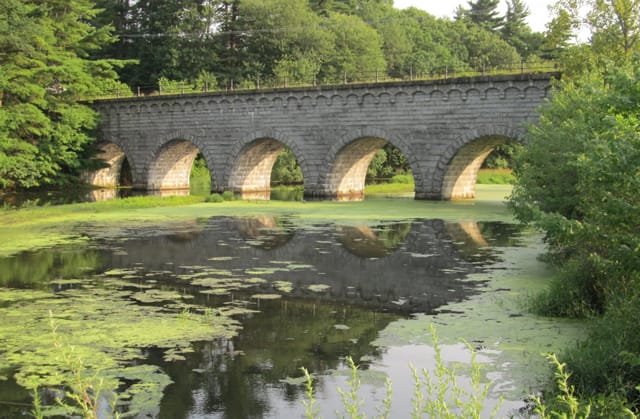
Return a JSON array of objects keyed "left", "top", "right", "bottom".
[
  {"left": 226, "top": 129, "right": 306, "bottom": 197},
  {"left": 436, "top": 126, "right": 523, "bottom": 200},
  {"left": 83, "top": 141, "right": 129, "bottom": 187},
  {"left": 146, "top": 130, "right": 209, "bottom": 190},
  {"left": 321, "top": 128, "right": 417, "bottom": 199}
]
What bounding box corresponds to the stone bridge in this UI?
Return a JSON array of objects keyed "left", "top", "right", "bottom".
[{"left": 89, "top": 73, "right": 556, "bottom": 200}]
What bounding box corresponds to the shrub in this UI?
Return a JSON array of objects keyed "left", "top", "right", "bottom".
[{"left": 205, "top": 193, "right": 224, "bottom": 203}]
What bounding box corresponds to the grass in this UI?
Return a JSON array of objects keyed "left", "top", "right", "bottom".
[{"left": 476, "top": 169, "right": 514, "bottom": 185}]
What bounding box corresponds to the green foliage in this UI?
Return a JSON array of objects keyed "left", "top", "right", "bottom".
[
  {"left": 205, "top": 193, "right": 224, "bottom": 203},
  {"left": 0, "top": 0, "right": 124, "bottom": 189},
  {"left": 366, "top": 144, "right": 409, "bottom": 182},
  {"left": 533, "top": 352, "right": 638, "bottom": 419},
  {"left": 221, "top": 190, "right": 235, "bottom": 201},
  {"left": 321, "top": 12, "right": 387, "bottom": 82},
  {"left": 390, "top": 174, "right": 413, "bottom": 184},
  {"left": 548, "top": 0, "right": 640, "bottom": 68},
  {"left": 300, "top": 324, "right": 500, "bottom": 418},
  {"left": 533, "top": 354, "right": 593, "bottom": 419},
  {"left": 301, "top": 367, "right": 320, "bottom": 419},
  {"left": 89, "top": 0, "right": 548, "bottom": 93},
  {"left": 189, "top": 153, "right": 211, "bottom": 195},
  {"left": 476, "top": 169, "right": 514, "bottom": 185},
  {"left": 459, "top": 0, "right": 504, "bottom": 32},
  {"left": 336, "top": 356, "right": 366, "bottom": 419},
  {"left": 511, "top": 31, "right": 640, "bottom": 413},
  {"left": 271, "top": 147, "right": 303, "bottom": 185},
  {"left": 411, "top": 324, "right": 500, "bottom": 418},
  {"left": 482, "top": 143, "right": 522, "bottom": 169}
]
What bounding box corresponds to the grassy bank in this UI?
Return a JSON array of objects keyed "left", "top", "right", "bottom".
[{"left": 476, "top": 169, "right": 514, "bottom": 184}]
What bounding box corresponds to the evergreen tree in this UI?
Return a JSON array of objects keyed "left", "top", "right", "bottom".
[
  {"left": 461, "top": 0, "right": 504, "bottom": 31},
  {"left": 501, "top": 0, "right": 535, "bottom": 57},
  {"left": 0, "top": 0, "right": 124, "bottom": 189}
]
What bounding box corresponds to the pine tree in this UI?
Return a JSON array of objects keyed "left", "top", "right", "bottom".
[
  {"left": 0, "top": 0, "right": 123, "bottom": 189},
  {"left": 501, "top": 0, "right": 536, "bottom": 57},
  {"left": 465, "top": 0, "right": 504, "bottom": 31}
]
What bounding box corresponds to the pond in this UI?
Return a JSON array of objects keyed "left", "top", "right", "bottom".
[{"left": 0, "top": 187, "right": 586, "bottom": 418}]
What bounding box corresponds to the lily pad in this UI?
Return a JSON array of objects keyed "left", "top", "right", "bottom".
[
  {"left": 308, "top": 284, "right": 331, "bottom": 293},
  {"left": 251, "top": 293, "right": 282, "bottom": 300},
  {"left": 279, "top": 375, "right": 309, "bottom": 385}
]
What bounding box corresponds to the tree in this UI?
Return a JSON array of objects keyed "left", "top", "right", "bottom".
[
  {"left": 320, "top": 12, "right": 387, "bottom": 82},
  {"left": 0, "top": 0, "right": 124, "bottom": 189},
  {"left": 588, "top": 0, "right": 640, "bottom": 60},
  {"left": 458, "top": 0, "right": 504, "bottom": 31},
  {"left": 92, "top": 0, "right": 223, "bottom": 90},
  {"left": 501, "top": 0, "right": 542, "bottom": 58},
  {"left": 509, "top": 60, "right": 640, "bottom": 408},
  {"left": 239, "top": 0, "right": 333, "bottom": 85},
  {"left": 540, "top": 6, "right": 578, "bottom": 59},
  {"left": 462, "top": 24, "right": 522, "bottom": 69},
  {"left": 547, "top": 0, "right": 640, "bottom": 63},
  {"left": 509, "top": 61, "right": 640, "bottom": 299},
  {"left": 386, "top": 9, "right": 468, "bottom": 77}
]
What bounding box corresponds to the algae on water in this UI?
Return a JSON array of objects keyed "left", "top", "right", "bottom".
[{"left": 0, "top": 272, "right": 242, "bottom": 416}]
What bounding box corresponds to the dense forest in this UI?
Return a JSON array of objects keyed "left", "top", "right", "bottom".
[{"left": 91, "top": 0, "right": 548, "bottom": 93}]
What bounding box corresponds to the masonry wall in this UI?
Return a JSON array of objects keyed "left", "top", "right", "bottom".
[{"left": 93, "top": 73, "right": 554, "bottom": 200}]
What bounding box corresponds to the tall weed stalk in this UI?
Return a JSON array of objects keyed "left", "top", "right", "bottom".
[
  {"left": 301, "top": 323, "right": 500, "bottom": 418},
  {"left": 34, "top": 311, "right": 119, "bottom": 419}
]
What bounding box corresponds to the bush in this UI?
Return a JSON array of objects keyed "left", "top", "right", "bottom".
[
  {"left": 205, "top": 193, "right": 224, "bottom": 203},
  {"left": 221, "top": 191, "right": 235, "bottom": 201}
]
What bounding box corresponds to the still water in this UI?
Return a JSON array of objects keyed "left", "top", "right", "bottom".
[{"left": 0, "top": 190, "right": 585, "bottom": 418}]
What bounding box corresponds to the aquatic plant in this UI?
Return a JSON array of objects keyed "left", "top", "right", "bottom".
[
  {"left": 336, "top": 356, "right": 366, "bottom": 419},
  {"left": 302, "top": 367, "right": 320, "bottom": 419},
  {"left": 300, "top": 324, "right": 500, "bottom": 418},
  {"left": 0, "top": 277, "right": 241, "bottom": 417},
  {"left": 410, "top": 324, "right": 500, "bottom": 419}
]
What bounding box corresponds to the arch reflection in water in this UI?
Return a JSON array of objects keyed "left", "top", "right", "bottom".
[
  {"left": 0, "top": 215, "right": 527, "bottom": 418},
  {"left": 232, "top": 216, "right": 295, "bottom": 250},
  {"left": 105, "top": 216, "right": 506, "bottom": 314},
  {"left": 335, "top": 223, "right": 411, "bottom": 258}
]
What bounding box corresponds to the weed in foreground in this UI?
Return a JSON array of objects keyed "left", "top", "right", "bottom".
[
  {"left": 30, "top": 311, "right": 120, "bottom": 419},
  {"left": 301, "top": 323, "right": 500, "bottom": 418}
]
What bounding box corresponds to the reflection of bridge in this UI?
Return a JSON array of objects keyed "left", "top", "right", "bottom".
[
  {"left": 107, "top": 217, "right": 506, "bottom": 313},
  {"left": 90, "top": 73, "right": 555, "bottom": 200}
]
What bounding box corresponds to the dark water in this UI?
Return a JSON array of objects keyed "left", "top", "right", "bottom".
[{"left": 0, "top": 214, "right": 532, "bottom": 418}]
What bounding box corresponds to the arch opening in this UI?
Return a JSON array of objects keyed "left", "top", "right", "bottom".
[
  {"left": 228, "top": 138, "right": 289, "bottom": 200},
  {"left": 189, "top": 153, "right": 212, "bottom": 196},
  {"left": 148, "top": 139, "right": 202, "bottom": 191},
  {"left": 83, "top": 142, "right": 130, "bottom": 188},
  {"left": 328, "top": 137, "right": 387, "bottom": 200},
  {"left": 270, "top": 146, "right": 304, "bottom": 201},
  {"left": 328, "top": 137, "right": 413, "bottom": 200},
  {"left": 441, "top": 136, "right": 514, "bottom": 200}
]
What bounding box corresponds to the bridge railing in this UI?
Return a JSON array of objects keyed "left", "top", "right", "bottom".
[{"left": 90, "top": 61, "right": 561, "bottom": 100}]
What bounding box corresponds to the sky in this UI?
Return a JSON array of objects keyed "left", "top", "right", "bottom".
[{"left": 393, "top": 0, "right": 556, "bottom": 33}]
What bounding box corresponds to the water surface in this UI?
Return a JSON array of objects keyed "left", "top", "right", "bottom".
[{"left": 0, "top": 189, "right": 586, "bottom": 418}]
